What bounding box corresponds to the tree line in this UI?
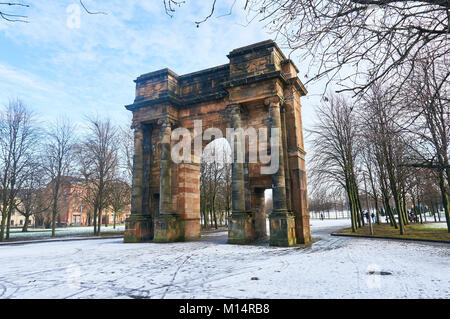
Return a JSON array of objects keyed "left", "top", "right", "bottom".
[
  {"left": 0, "top": 99, "right": 132, "bottom": 241},
  {"left": 308, "top": 57, "right": 449, "bottom": 234}
]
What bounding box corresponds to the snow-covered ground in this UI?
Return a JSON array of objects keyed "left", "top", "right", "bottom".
[
  {"left": 0, "top": 219, "right": 448, "bottom": 299},
  {"left": 8, "top": 225, "right": 125, "bottom": 240}
]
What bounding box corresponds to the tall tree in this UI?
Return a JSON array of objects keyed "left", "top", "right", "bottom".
[
  {"left": 14, "top": 162, "right": 49, "bottom": 232},
  {"left": 77, "top": 116, "right": 118, "bottom": 236},
  {"left": 402, "top": 57, "right": 450, "bottom": 231},
  {"left": 361, "top": 85, "right": 410, "bottom": 234},
  {"left": 42, "top": 118, "right": 76, "bottom": 237},
  {"left": 309, "top": 95, "right": 362, "bottom": 232},
  {"left": 108, "top": 179, "right": 131, "bottom": 229},
  {"left": 0, "top": 99, "right": 38, "bottom": 241}
]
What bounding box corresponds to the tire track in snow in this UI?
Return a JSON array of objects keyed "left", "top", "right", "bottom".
[{"left": 161, "top": 254, "right": 192, "bottom": 299}]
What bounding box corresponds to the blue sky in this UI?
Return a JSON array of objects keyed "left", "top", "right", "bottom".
[{"left": 0, "top": 0, "right": 323, "bottom": 136}]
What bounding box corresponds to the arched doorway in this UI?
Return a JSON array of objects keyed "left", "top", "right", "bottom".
[{"left": 200, "top": 138, "right": 232, "bottom": 232}]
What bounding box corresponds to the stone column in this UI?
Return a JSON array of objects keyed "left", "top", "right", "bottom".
[
  {"left": 252, "top": 188, "right": 267, "bottom": 240},
  {"left": 131, "top": 125, "right": 144, "bottom": 215},
  {"left": 227, "top": 103, "right": 256, "bottom": 244},
  {"left": 124, "top": 124, "right": 154, "bottom": 243},
  {"left": 159, "top": 118, "right": 172, "bottom": 215},
  {"left": 154, "top": 117, "right": 184, "bottom": 242},
  {"left": 230, "top": 105, "right": 246, "bottom": 212},
  {"left": 280, "top": 106, "right": 292, "bottom": 212},
  {"left": 266, "top": 97, "right": 296, "bottom": 246}
]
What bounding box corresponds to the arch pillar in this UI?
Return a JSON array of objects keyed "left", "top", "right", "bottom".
[
  {"left": 124, "top": 124, "right": 154, "bottom": 243},
  {"left": 154, "top": 117, "right": 185, "bottom": 242},
  {"left": 252, "top": 188, "right": 267, "bottom": 240},
  {"left": 266, "top": 97, "right": 297, "bottom": 247},
  {"left": 227, "top": 103, "right": 256, "bottom": 244}
]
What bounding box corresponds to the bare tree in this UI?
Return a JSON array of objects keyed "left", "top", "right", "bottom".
[
  {"left": 167, "top": 1, "right": 448, "bottom": 97},
  {"left": 77, "top": 116, "right": 118, "bottom": 236},
  {"left": 308, "top": 95, "right": 362, "bottom": 232},
  {"left": 14, "top": 162, "right": 49, "bottom": 232},
  {"left": 360, "top": 84, "right": 412, "bottom": 234},
  {"left": 0, "top": 99, "right": 38, "bottom": 241},
  {"left": 108, "top": 178, "right": 131, "bottom": 229},
  {"left": 42, "top": 118, "right": 76, "bottom": 237},
  {"left": 401, "top": 57, "right": 450, "bottom": 231},
  {"left": 119, "top": 125, "right": 134, "bottom": 184},
  {"left": 200, "top": 142, "right": 231, "bottom": 229}
]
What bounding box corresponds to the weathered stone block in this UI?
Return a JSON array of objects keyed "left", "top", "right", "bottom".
[
  {"left": 153, "top": 214, "right": 185, "bottom": 243},
  {"left": 269, "top": 211, "right": 296, "bottom": 247},
  {"left": 124, "top": 215, "right": 154, "bottom": 243},
  {"left": 227, "top": 211, "right": 256, "bottom": 244}
]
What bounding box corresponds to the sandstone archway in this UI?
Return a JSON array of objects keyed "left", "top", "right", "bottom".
[{"left": 123, "top": 40, "right": 311, "bottom": 246}]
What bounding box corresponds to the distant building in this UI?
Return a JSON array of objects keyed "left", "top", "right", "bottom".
[
  {"left": 0, "top": 193, "right": 35, "bottom": 229},
  {"left": 0, "top": 208, "right": 34, "bottom": 228},
  {"left": 46, "top": 177, "right": 131, "bottom": 227}
]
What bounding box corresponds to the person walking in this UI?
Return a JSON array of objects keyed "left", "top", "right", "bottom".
[{"left": 365, "top": 211, "right": 370, "bottom": 224}]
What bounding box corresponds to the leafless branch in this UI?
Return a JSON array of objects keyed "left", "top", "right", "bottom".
[
  {"left": 79, "top": 0, "right": 107, "bottom": 15},
  {"left": 0, "top": 2, "right": 29, "bottom": 22}
]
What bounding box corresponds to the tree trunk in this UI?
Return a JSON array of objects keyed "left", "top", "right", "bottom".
[
  {"left": 51, "top": 180, "right": 60, "bottom": 238},
  {"left": 0, "top": 211, "right": 6, "bottom": 241},
  {"left": 347, "top": 185, "right": 357, "bottom": 232},
  {"left": 5, "top": 204, "right": 13, "bottom": 240},
  {"left": 97, "top": 207, "right": 102, "bottom": 236},
  {"left": 385, "top": 200, "right": 397, "bottom": 228},
  {"left": 438, "top": 171, "right": 450, "bottom": 233},
  {"left": 93, "top": 205, "right": 98, "bottom": 236},
  {"left": 22, "top": 214, "right": 30, "bottom": 232},
  {"left": 104, "top": 211, "right": 108, "bottom": 228}
]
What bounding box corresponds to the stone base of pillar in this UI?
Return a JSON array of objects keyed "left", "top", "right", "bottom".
[
  {"left": 153, "top": 214, "right": 185, "bottom": 243},
  {"left": 269, "top": 211, "right": 296, "bottom": 247},
  {"left": 254, "top": 211, "right": 267, "bottom": 241},
  {"left": 183, "top": 218, "right": 201, "bottom": 241},
  {"left": 227, "top": 211, "right": 256, "bottom": 244},
  {"left": 124, "top": 215, "right": 154, "bottom": 243},
  {"left": 295, "top": 218, "right": 312, "bottom": 245}
]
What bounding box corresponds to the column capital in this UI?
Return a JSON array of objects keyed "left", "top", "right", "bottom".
[
  {"left": 131, "top": 123, "right": 144, "bottom": 131},
  {"left": 226, "top": 103, "right": 242, "bottom": 115},
  {"left": 264, "top": 96, "right": 284, "bottom": 107},
  {"left": 157, "top": 116, "right": 177, "bottom": 128}
]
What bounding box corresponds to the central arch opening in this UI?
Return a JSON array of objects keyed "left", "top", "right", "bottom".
[{"left": 200, "top": 138, "right": 232, "bottom": 236}]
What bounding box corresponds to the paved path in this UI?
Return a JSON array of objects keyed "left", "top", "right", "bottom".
[{"left": 0, "top": 219, "right": 448, "bottom": 299}]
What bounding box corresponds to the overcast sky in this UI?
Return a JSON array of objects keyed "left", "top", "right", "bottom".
[{"left": 0, "top": 0, "right": 326, "bottom": 145}]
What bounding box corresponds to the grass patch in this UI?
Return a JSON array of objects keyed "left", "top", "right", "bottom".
[{"left": 335, "top": 222, "right": 450, "bottom": 243}]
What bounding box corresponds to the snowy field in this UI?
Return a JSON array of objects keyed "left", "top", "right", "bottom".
[
  {"left": 7, "top": 225, "right": 125, "bottom": 240},
  {"left": 0, "top": 219, "right": 448, "bottom": 299}
]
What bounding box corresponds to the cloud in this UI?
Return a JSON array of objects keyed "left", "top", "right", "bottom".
[{"left": 0, "top": 0, "right": 320, "bottom": 135}]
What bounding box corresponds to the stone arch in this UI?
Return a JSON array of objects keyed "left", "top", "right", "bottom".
[{"left": 124, "top": 40, "right": 311, "bottom": 246}]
